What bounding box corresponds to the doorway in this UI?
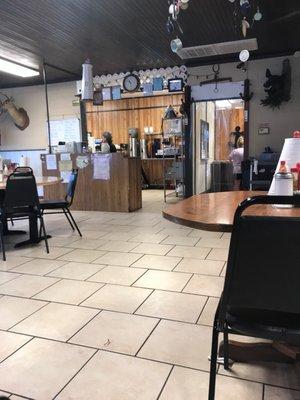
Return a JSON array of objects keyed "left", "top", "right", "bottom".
[{"left": 192, "top": 98, "right": 245, "bottom": 194}]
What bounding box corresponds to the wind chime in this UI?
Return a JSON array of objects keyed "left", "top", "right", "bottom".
[
  {"left": 227, "top": 0, "right": 263, "bottom": 38},
  {"left": 166, "top": 0, "right": 191, "bottom": 53}
]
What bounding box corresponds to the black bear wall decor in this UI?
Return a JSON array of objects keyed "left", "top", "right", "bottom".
[{"left": 261, "top": 59, "right": 291, "bottom": 109}]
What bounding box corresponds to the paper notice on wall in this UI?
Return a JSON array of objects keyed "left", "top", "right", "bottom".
[
  {"left": 46, "top": 154, "right": 57, "bottom": 170},
  {"left": 93, "top": 154, "right": 111, "bottom": 180},
  {"left": 60, "top": 153, "right": 71, "bottom": 161},
  {"left": 61, "top": 171, "right": 72, "bottom": 183},
  {"left": 76, "top": 155, "right": 89, "bottom": 169},
  {"left": 269, "top": 138, "right": 300, "bottom": 194},
  {"left": 59, "top": 160, "right": 73, "bottom": 172}
]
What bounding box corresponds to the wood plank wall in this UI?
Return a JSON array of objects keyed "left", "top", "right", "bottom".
[
  {"left": 215, "top": 108, "right": 244, "bottom": 160},
  {"left": 85, "top": 94, "right": 183, "bottom": 144}
]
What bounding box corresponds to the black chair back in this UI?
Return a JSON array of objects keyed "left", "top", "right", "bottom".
[
  {"left": 14, "top": 166, "right": 34, "bottom": 174},
  {"left": 3, "top": 172, "right": 40, "bottom": 212},
  {"left": 65, "top": 169, "right": 78, "bottom": 206},
  {"left": 219, "top": 195, "right": 300, "bottom": 324}
]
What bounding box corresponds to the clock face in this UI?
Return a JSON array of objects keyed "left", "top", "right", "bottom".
[{"left": 123, "top": 74, "right": 140, "bottom": 92}]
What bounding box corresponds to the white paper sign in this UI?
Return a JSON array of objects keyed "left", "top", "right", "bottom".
[
  {"left": 269, "top": 138, "right": 300, "bottom": 194},
  {"left": 46, "top": 154, "right": 57, "bottom": 170},
  {"left": 61, "top": 171, "right": 72, "bottom": 183},
  {"left": 93, "top": 154, "right": 111, "bottom": 180},
  {"left": 49, "top": 118, "right": 81, "bottom": 146},
  {"left": 60, "top": 153, "right": 71, "bottom": 161}
]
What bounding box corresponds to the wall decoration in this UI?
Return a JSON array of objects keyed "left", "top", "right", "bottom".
[
  {"left": 0, "top": 92, "right": 30, "bottom": 130},
  {"left": 261, "top": 59, "right": 291, "bottom": 109},
  {"left": 227, "top": 0, "right": 263, "bottom": 38},
  {"left": 153, "top": 77, "right": 164, "bottom": 91},
  {"left": 89, "top": 65, "right": 187, "bottom": 93}
]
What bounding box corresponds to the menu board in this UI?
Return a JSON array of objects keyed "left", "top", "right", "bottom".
[{"left": 49, "top": 118, "right": 81, "bottom": 146}]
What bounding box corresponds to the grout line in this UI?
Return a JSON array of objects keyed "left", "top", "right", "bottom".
[
  {"left": 52, "top": 349, "right": 98, "bottom": 399},
  {"left": 195, "top": 295, "right": 210, "bottom": 325},
  {"left": 180, "top": 273, "right": 194, "bottom": 293},
  {"left": 132, "top": 289, "right": 154, "bottom": 314},
  {"left": 0, "top": 336, "right": 34, "bottom": 366},
  {"left": 135, "top": 318, "right": 161, "bottom": 357},
  {"left": 77, "top": 283, "right": 107, "bottom": 306},
  {"left": 156, "top": 365, "right": 174, "bottom": 400},
  {"left": 7, "top": 301, "right": 50, "bottom": 331},
  {"left": 66, "top": 309, "right": 103, "bottom": 343}
]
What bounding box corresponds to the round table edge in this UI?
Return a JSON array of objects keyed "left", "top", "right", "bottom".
[{"left": 162, "top": 210, "right": 233, "bottom": 232}]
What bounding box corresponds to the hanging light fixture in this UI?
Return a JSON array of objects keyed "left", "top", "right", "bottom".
[{"left": 81, "top": 59, "right": 93, "bottom": 101}]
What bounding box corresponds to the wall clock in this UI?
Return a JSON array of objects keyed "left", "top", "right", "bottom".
[{"left": 123, "top": 74, "right": 140, "bottom": 92}]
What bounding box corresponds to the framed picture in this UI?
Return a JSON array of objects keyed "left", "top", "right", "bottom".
[
  {"left": 143, "top": 82, "right": 153, "bottom": 95},
  {"left": 102, "top": 87, "right": 112, "bottom": 101},
  {"left": 93, "top": 90, "right": 103, "bottom": 106},
  {"left": 153, "top": 77, "right": 163, "bottom": 91},
  {"left": 112, "top": 86, "right": 121, "bottom": 100},
  {"left": 168, "top": 78, "right": 183, "bottom": 92},
  {"left": 200, "top": 119, "right": 209, "bottom": 160}
]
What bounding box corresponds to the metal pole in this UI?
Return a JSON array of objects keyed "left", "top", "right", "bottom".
[{"left": 43, "top": 63, "right": 52, "bottom": 154}]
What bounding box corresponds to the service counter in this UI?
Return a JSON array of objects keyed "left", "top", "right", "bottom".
[{"left": 41, "top": 152, "right": 141, "bottom": 212}]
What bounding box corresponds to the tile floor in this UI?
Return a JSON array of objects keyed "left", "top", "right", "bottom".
[{"left": 0, "top": 190, "right": 298, "bottom": 400}]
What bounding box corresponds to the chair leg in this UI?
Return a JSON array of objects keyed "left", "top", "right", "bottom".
[
  {"left": 223, "top": 330, "right": 230, "bottom": 370},
  {"left": 66, "top": 208, "right": 82, "bottom": 237},
  {"left": 40, "top": 217, "right": 49, "bottom": 254},
  {"left": 0, "top": 223, "right": 6, "bottom": 261},
  {"left": 63, "top": 208, "right": 75, "bottom": 231},
  {"left": 208, "top": 326, "right": 219, "bottom": 400},
  {"left": 10, "top": 218, "right": 14, "bottom": 226}
]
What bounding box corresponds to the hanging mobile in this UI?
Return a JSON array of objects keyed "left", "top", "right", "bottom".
[{"left": 242, "top": 17, "right": 250, "bottom": 37}]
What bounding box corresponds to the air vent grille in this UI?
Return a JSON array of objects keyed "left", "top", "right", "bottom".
[{"left": 177, "top": 38, "right": 258, "bottom": 60}]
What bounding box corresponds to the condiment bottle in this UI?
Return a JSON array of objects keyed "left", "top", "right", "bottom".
[
  {"left": 278, "top": 160, "right": 288, "bottom": 173},
  {"left": 297, "top": 163, "right": 300, "bottom": 191},
  {"left": 291, "top": 167, "right": 298, "bottom": 192},
  {"left": 274, "top": 160, "right": 293, "bottom": 208}
]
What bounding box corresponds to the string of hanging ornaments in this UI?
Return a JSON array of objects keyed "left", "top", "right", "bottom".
[
  {"left": 166, "top": 0, "right": 191, "bottom": 54},
  {"left": 227, "top": 0, "right": 262, "bottom": 38}
]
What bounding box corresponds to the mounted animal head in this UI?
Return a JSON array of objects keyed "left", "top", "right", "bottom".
[
  {"left": 261, "top": 59, "right": 291, "bottom": 109},
  {"left": 0, "top": 91, "right": 29, "bottom": 130}
]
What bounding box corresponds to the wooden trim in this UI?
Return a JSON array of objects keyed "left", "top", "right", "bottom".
[{"left": 86, "top": 104, "right": 182, "bottom": 114}]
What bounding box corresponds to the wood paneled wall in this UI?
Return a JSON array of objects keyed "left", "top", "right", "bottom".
[
  {"left": 85, "top": 94, "right": 183, "bottom": 144},
  {"left": 215, "top": 108, "right": 244, "bottom": 160}
]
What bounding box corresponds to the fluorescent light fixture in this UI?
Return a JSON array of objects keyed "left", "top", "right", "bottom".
[{"left": 0, "top": 58, "right": 39, "bottom": 77}]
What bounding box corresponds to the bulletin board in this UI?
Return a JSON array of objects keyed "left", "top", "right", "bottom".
[{"left": 49, "top": 118, "right": 81, "bottom": 146}]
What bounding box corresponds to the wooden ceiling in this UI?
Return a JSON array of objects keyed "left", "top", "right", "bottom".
[{"left": 0, "top": 0, "right": 299, "bottom": 87}]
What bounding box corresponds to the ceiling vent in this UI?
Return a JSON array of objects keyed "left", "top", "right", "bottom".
[{"left": 176, "top": 38, "right": 258, "bottom": 60}]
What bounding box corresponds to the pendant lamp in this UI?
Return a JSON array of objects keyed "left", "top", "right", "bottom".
[{"left": 81, "top": 59, "right": 93, "bottom": 101}]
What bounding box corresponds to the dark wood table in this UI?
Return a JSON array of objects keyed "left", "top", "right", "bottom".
[{"left": 163, "top": 191, "right": 300, "bottom": 363}]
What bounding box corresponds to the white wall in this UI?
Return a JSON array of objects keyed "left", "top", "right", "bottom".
[
  {"left": 188, "top": 55, "right": 300, "bottom": 157},
  {"left": 0, "top": 81, "right": 79, "bottom": 151}
]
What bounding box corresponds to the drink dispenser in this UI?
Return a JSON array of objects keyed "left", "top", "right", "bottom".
[{"left": 128, "top": 128, "right": 139, "bottom": 157}]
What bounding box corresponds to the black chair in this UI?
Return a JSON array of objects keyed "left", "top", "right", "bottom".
[
  {"left": 208, "top": 195, "right": 300, "bottom": 400},
  {"left": 40, "top": 169, "right": 82, "bottom": 236},
  {"left": 9, "top": 167, "right": 34, "bottom": 226},
  {"left": 1, "top": 171, "right": 49, "bottom": 259}
]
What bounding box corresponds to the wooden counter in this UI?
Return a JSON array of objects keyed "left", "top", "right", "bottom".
[{"left": 41, "top": 152, "right": 141, "bottom": 212}]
